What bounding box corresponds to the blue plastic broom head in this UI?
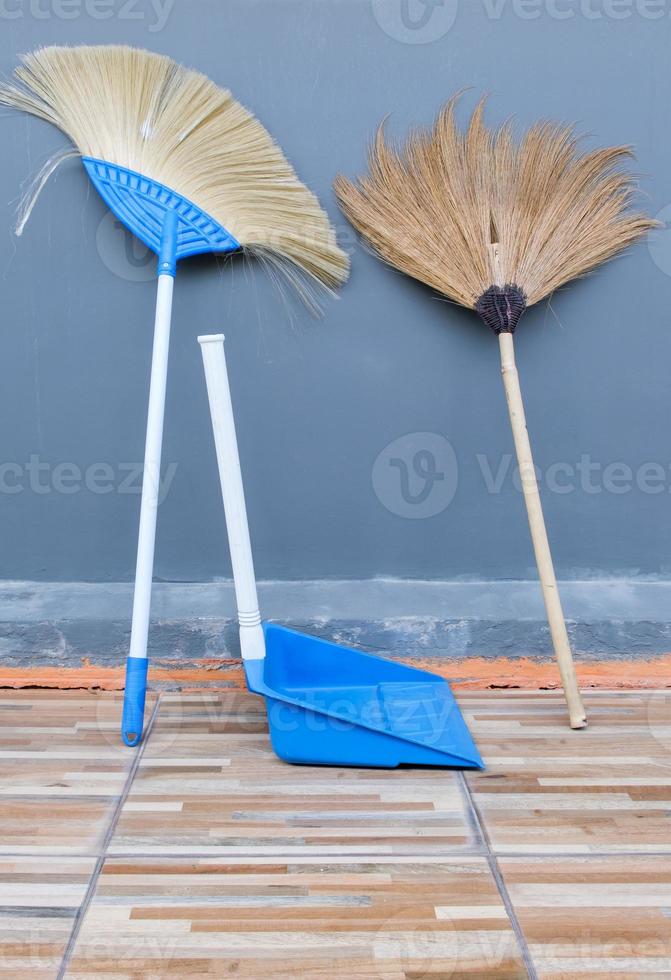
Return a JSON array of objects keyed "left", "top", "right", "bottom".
[
  {"left": 0, "top": 46, "right": 348, "bottom": 291},
  {"left": 83, "top": 158, "right": 241, "bottom": 276}
]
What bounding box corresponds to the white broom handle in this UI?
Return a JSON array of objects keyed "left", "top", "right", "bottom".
[
  {"left": 499, "top": 332, "right": 587, "bottom": 729},
  {"left": 128, "top": 272, "right": 174, "bottom": 660},
  {"left": 199, "top": 335, "right": 265, "bottom": 661},
  {"left": 121, "top": 271, "right": 174, "bottom": 746}
]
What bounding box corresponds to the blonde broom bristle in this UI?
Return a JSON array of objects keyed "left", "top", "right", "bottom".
[
  {"left": 334, "top": 95, "right": 655, "bottom": 313},
  {"left": 0, "top": 45, "right": 349, "bottom": 293}
]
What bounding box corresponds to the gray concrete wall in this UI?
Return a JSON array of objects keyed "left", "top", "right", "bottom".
[
  {"left": 3, "top": 580, "right": 671, "bottom": 669},
  {"left": 0, "top": 0, "right": 670, "bottom": 595}
]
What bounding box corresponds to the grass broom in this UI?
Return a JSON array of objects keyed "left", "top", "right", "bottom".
[
  {"left": 0, "top": 45, "right": 348, "bottom": 746},
  {"left": 335, "top": 96, "right": 656, "bottom": 730}
]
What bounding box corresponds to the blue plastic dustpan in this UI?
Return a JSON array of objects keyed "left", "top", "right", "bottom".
[
  {"left": 199, "top": 335, "right": 484, "bottom": 770},
  {"left": 244, "top": 624, "right": 483, "bottom": 769}
]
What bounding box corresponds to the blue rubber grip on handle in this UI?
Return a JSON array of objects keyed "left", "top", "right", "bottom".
[{"left": 122, "top": 657, "right": 149, "bottom": 747}]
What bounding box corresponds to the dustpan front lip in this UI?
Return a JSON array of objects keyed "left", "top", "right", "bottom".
[
  {"left": 246, "top": 623, "right": 483, "bottom": 768},
  {"left": 82, "top": 156, "right": 241, "bottom": 260}
]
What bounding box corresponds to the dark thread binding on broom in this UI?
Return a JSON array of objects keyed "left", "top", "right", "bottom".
[{"left": 475, "top": 284, "right": 527, "bottom": 334}]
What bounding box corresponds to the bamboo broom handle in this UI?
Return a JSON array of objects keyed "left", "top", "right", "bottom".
[{"left": 498, "top": 332, "right": 587, "bottom": 729}]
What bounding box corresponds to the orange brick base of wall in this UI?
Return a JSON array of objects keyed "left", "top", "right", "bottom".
[{"left": 2, "top": 655, "right": 671, "bottom": 691}]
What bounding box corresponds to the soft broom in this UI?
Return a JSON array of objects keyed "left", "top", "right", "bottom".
[
  {"left": 335, "top": 97, "right": 656, "bottom": 730},
  {"left": 1, "top": 45, "right": 348, "bottom": 745}
]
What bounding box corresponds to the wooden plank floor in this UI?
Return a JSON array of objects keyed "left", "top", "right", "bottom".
[
  {"left": 0, "top": 693, "right": 151, "bottom": 855},
  {"left": 464, "top": 691, "right": 671, "bottom": 855},
  {"left": 110, "top": 692, "right": 475, "bottom": 856},
  {"left": 0, "top": 857, "right": 94, "bottom": 979},
  {"left": 0, "top": 689, "right": 669, "bottom": 978}
]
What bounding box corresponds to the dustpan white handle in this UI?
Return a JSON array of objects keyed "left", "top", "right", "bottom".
[{"left": 199, "top": 335, "right": 265, "bottom": 661}]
